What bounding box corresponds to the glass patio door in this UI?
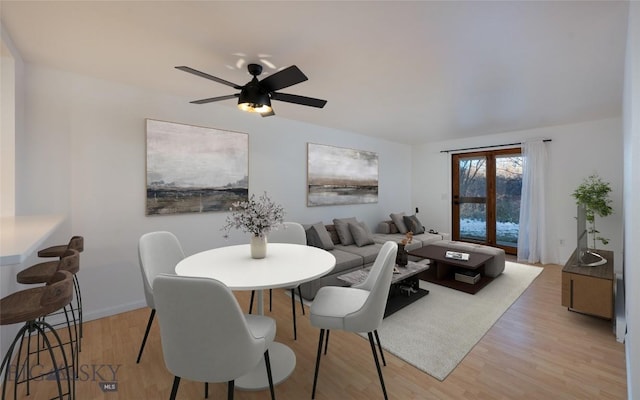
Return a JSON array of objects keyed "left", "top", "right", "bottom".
[{"left": 452, "top": 149, "right": 522, "bottom": 254}]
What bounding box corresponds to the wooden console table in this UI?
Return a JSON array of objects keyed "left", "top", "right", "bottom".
[{"left": 561, "top": 249, "right": 614, "bottom": 319}]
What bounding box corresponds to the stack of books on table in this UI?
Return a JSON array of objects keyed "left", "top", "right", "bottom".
[{"left": 455, "top": 269, "right": 481, "bottom": 284}]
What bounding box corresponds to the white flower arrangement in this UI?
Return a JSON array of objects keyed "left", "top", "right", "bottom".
[{"left": 222, "top": 192, "right": 285, "bottom": 238}]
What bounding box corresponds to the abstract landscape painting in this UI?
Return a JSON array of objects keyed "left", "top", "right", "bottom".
[
  {"left": 146, "top": 119, "right": 248, "bottom": 215},
  {"left": 307, "top": 143, "right": 378, "bottom": 206}
]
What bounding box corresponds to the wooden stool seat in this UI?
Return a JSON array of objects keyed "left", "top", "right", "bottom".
[
  {"left": 37, "top": 236, "right": 84, "bottom": 258},
  {"left": 17, "top": 250, "right": 79, "bottom": 285},
  {"left": 1, "top": 272, "right": 74, "bottom": 325}
]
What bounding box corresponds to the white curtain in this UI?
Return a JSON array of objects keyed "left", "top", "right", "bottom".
[{"left": 518, "top": 140, "right": 553, "bottom": 264}]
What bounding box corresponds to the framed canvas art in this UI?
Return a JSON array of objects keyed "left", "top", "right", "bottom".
[
  {"left": 145, "top": 119, "right": 248, "bottom": 215},
  {"left": 307, "top": 143, "right": 378, "bottom": 206}
]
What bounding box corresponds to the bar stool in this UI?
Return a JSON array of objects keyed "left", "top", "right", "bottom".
[
  {"left": 27, "top": 236, "right": 84, "bottom": 347},
  {"left": 17, "top": 250, "right": 81, "bottom": 354},
  {"left": 0, "top": 270, "right": 75, "bottom": 400}
]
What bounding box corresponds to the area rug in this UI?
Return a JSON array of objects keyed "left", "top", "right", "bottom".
[{"left": 367, "top": 261, "right": 543, "bottom": 381}]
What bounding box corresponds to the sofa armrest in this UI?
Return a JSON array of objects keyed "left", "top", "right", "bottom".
[{"left": 376, "top": 222, "right": 391, "bottom": 234}]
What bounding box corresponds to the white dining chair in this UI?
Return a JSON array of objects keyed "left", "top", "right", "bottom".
[
  {"left": 309, "top": 240, "right": 397, "bottom": 400},
  {"left": 136, "top": 231, "right": 185, "bottom": 364},
  {"left": 249, "top": 222, "right": 307, "bottom": 340},
  {"left": 153, "top": 273, "right": 277, "bottom": 400}
]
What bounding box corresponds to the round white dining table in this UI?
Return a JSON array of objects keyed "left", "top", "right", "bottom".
[{"left": 175, "top": 243, "right": 336, "bottom": 390}]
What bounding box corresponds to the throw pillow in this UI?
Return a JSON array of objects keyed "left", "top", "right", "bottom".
[
  {"left": 390, "top": 212, "right": 408, "bottom": 234},
  {"left": 348, "top": 222, "right": 375, "bottom": 247},
  {"left": 305, "top": 225, "right": 324, "bottom": 249},
  {"left": 387, "top": 220, "right": 399, "bottom": 234},
  {"left": 312, "top": 222, "right": 335, "bottom": 250},
  {"left": 325, "top": 225, "right": 341, "bottom": 245},
  {"left": 333, "top": 217, "right": 358, "bottom": 245},
  {"left": 304, "top": 222, "right": 335, "bottom": 250},
  {"left": 403, "top": 214, "right": 425, "bottom": 234}
]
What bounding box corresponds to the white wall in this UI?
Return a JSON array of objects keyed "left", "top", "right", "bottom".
[
  {"left": 0, "top": 24, "right": 23, "bottom": 217},
  {"left": 14, "top": 63, "right": 413, "bottom": 322},
  {"left": 623, "top": 1, "right": 640, "bottom": 398},
  {"left": 411, "top": 118, "right": 624, "bottom": 269}
]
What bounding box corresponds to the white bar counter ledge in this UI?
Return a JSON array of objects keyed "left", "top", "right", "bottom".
[{"left": 0, "top": 215, "right": 64, "bottom": 266}]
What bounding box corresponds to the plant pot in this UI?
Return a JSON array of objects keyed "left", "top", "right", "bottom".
[{"left": 250, "top": 235, "right": 267, "bottom": 259}]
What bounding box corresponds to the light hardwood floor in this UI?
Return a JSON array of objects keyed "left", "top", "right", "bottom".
[{"left": 3, "top": 263, "right": 626, "bottom": 399}]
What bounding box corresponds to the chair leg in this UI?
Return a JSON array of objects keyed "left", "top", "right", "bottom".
[
  {"left": 169, "top": 376, "right": 181, "bottom": 400},
  {"left": 1, "top": 324, "right": 28, "bottom": 399},
  {"left": 62, "top": 304, "right": 78, "bottom": 393},
  {"left": 228, "top": 380, "right": 235, "bottom": 400},
  {"left": 374, "top": 329, "right": 386, "bottom": 366},
  {"left": 323, "top": 329, "right": 330, "bottom": 355},
  {"left": 19, "top": 323, "right": 30, "bottom": 395},
  {"left": 368, "top": 332, "right": 388, "bottom": 400},
  {"left": 269, "top": 289, "right": 273, "bottom": 312},
  {"left": 297, "top": 286, "right": 305, "bottom": 315},
  {"left": 312, "top": 329, "right": 325, "bottom": 399},
  {"left": 205, "top": 382, "right": 209, "bottom": 398},
  {"left": 136, "top": 309, "right": 156, "bottom": 363},
  {"left": 264, "top": 350, "right": 276, "bottom": 400},
  {"left": 290, "top": 289, "right": 297, "bottom": 340},
  {"left": 249, "top": 290, "right": 255, "bottom": 314},
  {"left": 73, "top": 274, "right": 84, "bottom": 344}
]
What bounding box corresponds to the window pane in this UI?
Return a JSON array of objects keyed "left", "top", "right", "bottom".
[
  {"left": 458, "top": 157, "right": 486, "bottom": 198},
  {"left": 460, "top": 203, "right": 487, "bottom": 242},
  {"left": 495, "top": 155, "right": 522, "bottom": 247}
]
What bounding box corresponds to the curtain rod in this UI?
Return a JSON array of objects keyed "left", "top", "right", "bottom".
[{"left": 440, "top": 139, "right": 551, "bottom": 154}]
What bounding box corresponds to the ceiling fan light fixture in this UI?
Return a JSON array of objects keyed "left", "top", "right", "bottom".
[
  {"left": 177, "top": 63, "right": 325, "bottom": 116},
  {"left": 237, "top": 84, "right": 272, "bottom": 113}
]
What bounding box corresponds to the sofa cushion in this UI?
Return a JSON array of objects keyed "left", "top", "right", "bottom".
[
  {"left": 335, "top": 243, "right": 382, "bottom": 265},
  {"left": 403, "top": 214, "right": 425, "bottom": 234},
  {"left": 390, "top": 212, "right": 408, "bottom": 234},
  {"left": 304, "top": 222, "right": 335, "bottom": 250},
  {"left": 327, "top": 248, "right": 364, "bottom": 274},
  {"left": 333, "top": 217, "right": 358, "bottom": 245},
  {"left": 348, "top": 222, "right": 375, "bottom": 247},
  {"left": 411, "top": 232, "right": 444, "bottom": 246}
]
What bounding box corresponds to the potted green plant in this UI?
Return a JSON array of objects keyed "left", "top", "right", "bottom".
[{"left": 572, "top": 174, "right": 613, "bottom": 249}]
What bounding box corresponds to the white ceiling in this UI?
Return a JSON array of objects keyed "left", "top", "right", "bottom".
[{"left": 0, "top": 1, "right": 629, "bottom": 144}]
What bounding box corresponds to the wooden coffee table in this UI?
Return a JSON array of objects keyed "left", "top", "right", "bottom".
[
  {"left": 337, "top": 260, "right": 430, "bottom": 317},
  {"left": 407, "top": 245, "right": 495, "bottom": 294}
]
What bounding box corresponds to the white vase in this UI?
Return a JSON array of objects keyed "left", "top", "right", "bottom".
[{"left": 250, "top": 235, "right": 267, "bottom": 259}]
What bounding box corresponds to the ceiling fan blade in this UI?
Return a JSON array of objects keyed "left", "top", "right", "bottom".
[
  {"left": 260, "top": 65, "right": 308, "bottom": 92},
  {"left": 175, "top": 66, "right": 242, "bottom": 89},
  {"left": 261, "top": 109, "right": 276, "bottom": 117},
  {"left": 190, "top": 94, "right": 239, "bottom": 104},
  {"left": 270, "top": 92, "right": 327, "bottom": 108}
]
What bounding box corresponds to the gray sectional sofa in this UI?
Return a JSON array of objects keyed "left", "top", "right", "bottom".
[{"left": 299, "top": 216, "right": 446, "bottom": 300}]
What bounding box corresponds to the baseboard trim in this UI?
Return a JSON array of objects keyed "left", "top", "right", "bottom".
[{"left": 44, "top": 300, "right": 146, "bottom": 326}]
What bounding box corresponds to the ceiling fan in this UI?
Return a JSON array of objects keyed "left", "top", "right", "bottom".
[{"left": 175, "top": 63, "right": 327, "bottom": 117}]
